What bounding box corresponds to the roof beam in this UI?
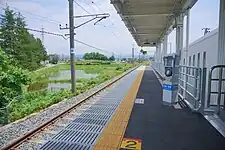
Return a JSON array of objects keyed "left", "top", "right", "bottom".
[{"left": 131, "top": 33, "right": 160, "bottom": 36}]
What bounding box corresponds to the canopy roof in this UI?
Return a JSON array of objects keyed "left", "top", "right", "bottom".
[{"left": 111, "top": 0, "right": 197, "bottom": 46}]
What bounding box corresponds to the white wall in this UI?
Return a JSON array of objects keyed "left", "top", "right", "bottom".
[
  {"left": 185, "top": 28, "right": 218, "bottom": 69},
  {"left": 183, "top": 28, "right": 219, "bottom": 106}
]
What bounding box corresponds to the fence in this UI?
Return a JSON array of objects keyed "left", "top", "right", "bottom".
[
  {"left": 177, "top": 66, "right": 206, "bottom": 112},
  {"left": 207, "top": 65, "right": 225, "bottom": 114}
]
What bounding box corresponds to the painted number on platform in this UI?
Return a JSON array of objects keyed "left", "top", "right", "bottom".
[{"left": 120, "top": 138, "right": 142, "bottom": 150}]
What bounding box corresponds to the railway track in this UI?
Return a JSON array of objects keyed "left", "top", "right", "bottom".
[{"left": 1, "top": 66, "right": 138, "bottom": 150}]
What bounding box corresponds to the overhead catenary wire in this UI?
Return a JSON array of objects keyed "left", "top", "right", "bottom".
[
  {"left": 0, "top": 3, "right": 118, "bottom": 56},
  {"left": 0, "top": 22, "right": 117, "bottom": 55},
  {"left": 74, "top": 1, "right": 91, "bottom": 15},
  {"left": 91, "top": 1, "right": 116, "bottom": 26},
  {"left": 0, "top": 3, "right": 62, "bottom": 25},
  {"left": 75, "top": 0, "right": 118, "bottom": 36}
]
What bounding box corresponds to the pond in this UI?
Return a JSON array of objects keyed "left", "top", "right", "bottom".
[
  {"left": 49, "top": 70, "right": 98, "bottom": 80},
  {"left": 28, "top": 70, "right": 98, "bottom": 92}
]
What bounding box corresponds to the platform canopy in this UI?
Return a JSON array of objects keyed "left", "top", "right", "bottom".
[{"left": 111, "top": 0, "right": 197, "bottom": 47}]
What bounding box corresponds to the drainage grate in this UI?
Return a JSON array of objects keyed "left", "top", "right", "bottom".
[
  {"left": 87, "top": 106, "right": 116, "bottom": 111},
  {"left": 53, "top": 130, "right": 98, "bottom": 145},
  {"left": 84, "top": 108, "right": 114, "bottom": 115},
  {"left": 40, "top": 140, "right": 91, "bottom": 150},
  {"left": 90, "top": 104, "right": 118, "bottom": 109},
  {"left": 79, "top": 113, "right": 111, "bottom": 120},
  {"left": 65, "top": 123, "right": 103, "bottom": 133},
  {"left": 72, "top": 118, "right": 108, "bottom": 126}
]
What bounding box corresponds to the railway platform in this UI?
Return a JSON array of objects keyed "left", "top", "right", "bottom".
[{"left": 39, "top": 66, "right": 225, "bottom": 150}]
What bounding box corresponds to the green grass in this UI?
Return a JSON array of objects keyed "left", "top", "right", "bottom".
[{"left": 8, "top": 62, "right": 137, "bottom": 122}]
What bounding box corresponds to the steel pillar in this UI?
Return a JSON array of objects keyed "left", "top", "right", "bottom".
[
  {"left": 185, "top": 9, "right": 190, "bottom": 65},
  {"left": 176, "top": 14, "right": 184, "bottom": 56},
  {"left": 163, "top": 35, "right": 168, "bottom": 58},
  {"left": 217, "top": 0, "right": 225, "bottom": 109},
  {"left": 158, "top": 43, "right": 162, "bottom": 63},
  {"left": 218, "top": 0, "right": 225, "bottom": 65}
]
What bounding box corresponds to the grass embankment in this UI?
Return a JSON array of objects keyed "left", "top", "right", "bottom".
[{"left": 9, "top": 61, "right": 136, "bottom": 122}]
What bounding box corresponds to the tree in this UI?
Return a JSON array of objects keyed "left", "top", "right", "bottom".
[
  {"left": 0, "top": 7, "right": 47, "bottom": 70},
  {"left": 83, "top": 52, "right": 108, "bottom": 60},
  {"left": 0, "top": 48, "right": 30, "bottom": 108},
  {"left": 49, "top": 54, "right": 59, "bottom": 64},
  {"left": 109, "top": 55, "right": 115, "bottom": 61}
]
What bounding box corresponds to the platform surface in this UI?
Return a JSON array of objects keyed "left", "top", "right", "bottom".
[{"left": 122, "top": 67, "right": 225, "bottom": 150}]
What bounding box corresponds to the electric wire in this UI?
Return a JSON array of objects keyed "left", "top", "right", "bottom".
[
  {"left": 0, "top": 22, "right": 117, "bottom": 55},
  {"left": 0, "top": 3, "right": 62, "bottom": 25}
]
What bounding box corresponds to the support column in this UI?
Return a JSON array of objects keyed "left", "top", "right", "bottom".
[
  {"left": 185, "top": 9, "right": 190, "bottom": 65},
  {"left": 163, "top": 35, "right": 168, "bottom": 58},
  {"left": 217, "top": 0, "right": 225, "bottom": 65},
  {"left": 184, "top": 9, "right": 190, "bottom": 99},
  {"left": 217, "top": 0, "right": 225, "bottom": 110},
  {"left": 158, "top": 43, "right": 162, "bottom": 63},
  {"left": 176, "top": 14, "right": 184, "bottom": 57}
]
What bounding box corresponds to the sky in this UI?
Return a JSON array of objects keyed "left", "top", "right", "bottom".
[{"left": 0, "top": 0, "right": 220, "bottom": 57}]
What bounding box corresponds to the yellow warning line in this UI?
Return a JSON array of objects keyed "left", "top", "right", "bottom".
[{"left": 93, "top": 67, "right": 145, "bottom": 150}]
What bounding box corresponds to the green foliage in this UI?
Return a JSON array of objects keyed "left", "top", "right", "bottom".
[
  {"left": 109, "top": 55, "right": 115, "bottom": 61},
  {"left": 83, "top": 52, "right": 108, "bottom": 60},
  {"left": 0, "top": 49, "right": 30, "bottom": 108},
  {"left": 8, "top": 63, "right": 136, "bottom": 122},
  {"left": 0, "top": 7, "right": 47, "bottom": 70},
  {"left": 49, "top": 54, "right": 59, "bottom": 64},
  {"left": 76, "top": 60, "right": 111, "bottom": 65}
]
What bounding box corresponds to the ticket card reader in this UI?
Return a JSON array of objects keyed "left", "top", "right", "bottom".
[{"left": 162, "top": 54, "right": 179, "bottom": 104}]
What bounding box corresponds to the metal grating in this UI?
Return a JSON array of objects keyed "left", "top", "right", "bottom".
[
  {"left": 88, "top": 106, "right": 116, "bottom": 111},
  {"left": 40, "top": 69, "right": 140, "bottom": 150},
  {"left": 84, "top": 109, "right": 114, "bottom": 115},
  {"left": 72, "top": 118, "right": 108, "bottom": 126},
  {"left": 40, "top": 140, "right": 91, "bottom": 150},
  {"left": 65, "top": 123, "right": 103, "bottom": 133},
  {"left": 79, "top": 113, "right": 111, "bottom": 120},
  {"left": 53, "top": 130, "right": 98, "bottom": 145}
]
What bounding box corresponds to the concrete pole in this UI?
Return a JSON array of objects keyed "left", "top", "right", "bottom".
[
  {"left": 69, "top": 0, "right": 76, "bottom": 94},
  {"left": 217, "top": 0, "right": 225, "bottom": 65}
]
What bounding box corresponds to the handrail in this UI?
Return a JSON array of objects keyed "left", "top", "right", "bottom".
[
  {"left": 178, "top": 65, "right": 205, "bottom": 112},
  {"left": 207, "top": 65, "right": 225, "bottom": 114}
]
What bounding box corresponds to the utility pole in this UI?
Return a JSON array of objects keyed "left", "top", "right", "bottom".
[
  {"left": 59, "top": 2, "right": 110, "bottom": 94},
  {"left": 69, "top": 0, "right": 76, "bottom": 94},
  {"left": 41, "top": 25, "right": 44, "bottom": 44}
]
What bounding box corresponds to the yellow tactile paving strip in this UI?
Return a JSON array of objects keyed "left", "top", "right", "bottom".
[{"left": 93, "top": 66, "right": 145, "bottom": 150}]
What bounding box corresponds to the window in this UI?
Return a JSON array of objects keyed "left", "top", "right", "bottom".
[
  {"left": 192, "top": 55, "right": 196, "bottom": 75},
  {"left": 188, "top": 56, "right": 192, "bottom": 74},
  {"left": 193, "top": 55, "right": 195, "bottom": 67},
  {"left": 203, "top": 52, "right": 206, "bottom": 68},
  {"left": 197, "top": 53, "right": 200, "bottom": 67},
  {"left": 189, "top": 56, "right": 191, "bottom": 66}
]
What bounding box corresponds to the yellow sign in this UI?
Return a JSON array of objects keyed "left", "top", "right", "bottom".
[{"left": 120, "top": 138, "right": 142, "bottom": 150}]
